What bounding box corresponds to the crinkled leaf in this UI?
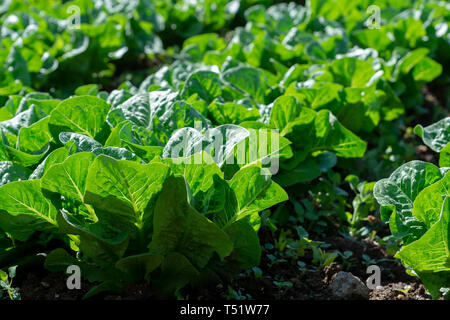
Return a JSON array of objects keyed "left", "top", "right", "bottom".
[
  {"left": 0, "top": 161, "right": 30, "bottom": 187},
  {"left": 414, "top": 118, "right": 450, "bottom": 153}
]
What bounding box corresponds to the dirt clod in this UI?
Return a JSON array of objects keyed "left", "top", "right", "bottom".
[{"left": 330, "top": 271, "right": 370, "bottom": 300}]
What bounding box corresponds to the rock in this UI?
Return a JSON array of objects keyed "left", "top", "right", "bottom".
[{"left": 330, "top": 271, "right": 370, "bottom": 300}]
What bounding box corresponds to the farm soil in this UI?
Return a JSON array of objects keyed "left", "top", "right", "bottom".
[{"left": 15, "top": 232, "right": 430, "bottom": 301}]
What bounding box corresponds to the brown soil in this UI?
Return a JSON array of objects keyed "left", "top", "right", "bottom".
[
  {"left": 13, "top": 233, "right": 430, "bottom": 301},
  {"left": 19, "top": 273, "right": 91, "bottom": 300},
  {"left": 370, "top": 282, "right": 429, "bottom": 300}
]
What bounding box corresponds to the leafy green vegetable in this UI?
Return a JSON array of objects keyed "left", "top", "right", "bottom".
[
  {"left": 414, "top": 118, "right": 450, "bottom": 153},
  {"left": 0, "top": 180, "right": 58, "bottom": 241},
  {"left": 49, "top": 96, "right": 111, "bottom": 142},
  {"left": 0, "top": 0, "right": 448, "bottom": 300},
  {"left": 375, "top": 118, "right": 450, "bottom": 299}
]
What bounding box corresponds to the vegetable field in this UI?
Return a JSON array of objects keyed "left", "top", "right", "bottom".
[{"left": 0, "top": 0, "right": 449, "bottom": 301}]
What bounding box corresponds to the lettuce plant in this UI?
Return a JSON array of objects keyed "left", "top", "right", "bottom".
[{"left": 374, "top": 118, "right": 450, "bottom": 299}]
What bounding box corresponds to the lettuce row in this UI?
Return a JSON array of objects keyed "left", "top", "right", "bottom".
[
  {"left": 0, "top": 149, "right": 288, "bottom": 297},
  {"left": 0, "top": 0, "right": 264, "bottom": 98},
  {"left": 0, "top": 81, "right": 366, "bottom": 296}
]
